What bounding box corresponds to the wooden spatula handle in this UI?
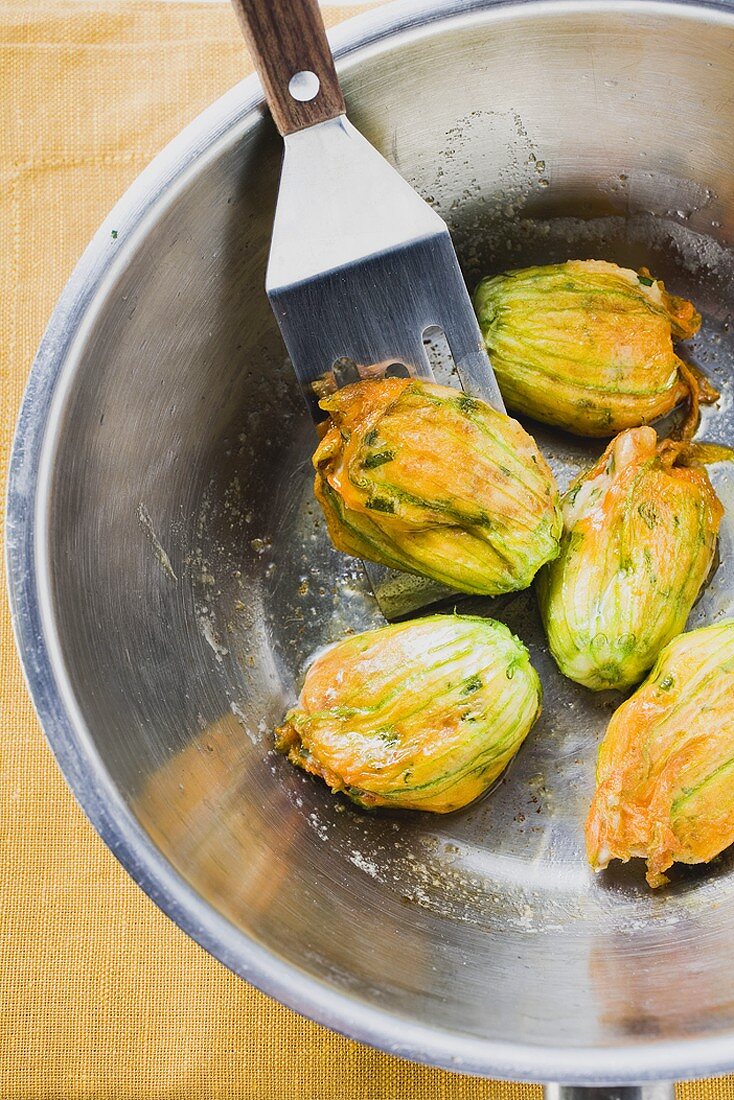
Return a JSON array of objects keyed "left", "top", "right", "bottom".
[{"left": 231, "top": 0, "right": 346, "bottom": 135}]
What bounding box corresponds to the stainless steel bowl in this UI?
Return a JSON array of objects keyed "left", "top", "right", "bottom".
[{"left": 8, "top": 0, "right": 734, "bottom": 1085}]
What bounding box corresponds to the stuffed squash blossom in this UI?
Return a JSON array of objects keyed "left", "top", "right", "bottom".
[
  {"left": 587, "top": 621, "right": 734, "bottom": 887},
  {"left": 276, "top": 614, "right": 542, "bottom": 813},
  {"left": 474, "top": 259, "right": 715, "bottom": 437},
  {"left": 313, "top": 378, "right": 562, "bottom": 596},
  {"left": 537, "top": 427, "right": 722, "bottom": 692}
]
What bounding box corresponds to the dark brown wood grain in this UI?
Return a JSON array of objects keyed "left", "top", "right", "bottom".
[{"left": 231, "top": 0, "right": 346, "bottom": 135}]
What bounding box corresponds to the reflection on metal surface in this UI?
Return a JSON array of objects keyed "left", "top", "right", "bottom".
[
  {"left": 135, "top": 714, "right": 294, "bottom": 923},
  {"left": 8, "top": 0, "right": 734, "bottom": 1085}
]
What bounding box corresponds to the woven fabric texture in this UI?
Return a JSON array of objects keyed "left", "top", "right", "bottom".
[{"left": 1, "top": 1, "right": 733, "bottom": 1097}]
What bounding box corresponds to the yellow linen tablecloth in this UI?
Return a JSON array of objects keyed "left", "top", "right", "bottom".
[{"left": 1, "top": 1, "right": 733, "bottom": 1096}]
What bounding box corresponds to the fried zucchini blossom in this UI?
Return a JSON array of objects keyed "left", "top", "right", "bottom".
[
  {"left": 587, "top": 620, "right": 734, "bottom": 887},
  {"left": 537, "top": 427, "right": 723, "bottom": 691},
  {"left": 276, "top": 614, "right": 542, "bottom": 813},
  {"left": 474, "top": 259, "right": 716, "bottom": 437},
  {"left": 313, "top": 378, "right": 562, "bottom": 595}
]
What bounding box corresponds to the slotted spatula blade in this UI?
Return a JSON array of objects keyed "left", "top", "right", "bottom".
[
  {"left": 232, "top": 0, "right": 504, "bottom": 618},
  {"left": 267, "top": 116, "right": 504, "bottom": 420}
]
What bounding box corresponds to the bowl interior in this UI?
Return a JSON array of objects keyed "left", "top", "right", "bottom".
[{"left": 36, "top": 0, "right": 734, "bottom": 1072}]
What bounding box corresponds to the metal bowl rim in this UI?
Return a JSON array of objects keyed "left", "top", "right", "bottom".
[{"left": 7, "top": 0, "right": 734, "bottom": 1082}]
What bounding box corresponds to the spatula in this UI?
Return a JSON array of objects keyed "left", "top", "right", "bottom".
[{"left": 231, "top": 0, "right": 504, "bottom": 619}]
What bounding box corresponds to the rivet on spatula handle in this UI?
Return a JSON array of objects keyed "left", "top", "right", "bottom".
[{"left": 231, "top": 0, "right": 346, "bottom": 136}]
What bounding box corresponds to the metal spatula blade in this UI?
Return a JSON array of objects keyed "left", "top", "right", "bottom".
[
  {"left": 232, "top": 0, "right": 504, "bottom": 618},
  {"left": 268, "top": 116, "right": 503, "bottom": 420}
]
